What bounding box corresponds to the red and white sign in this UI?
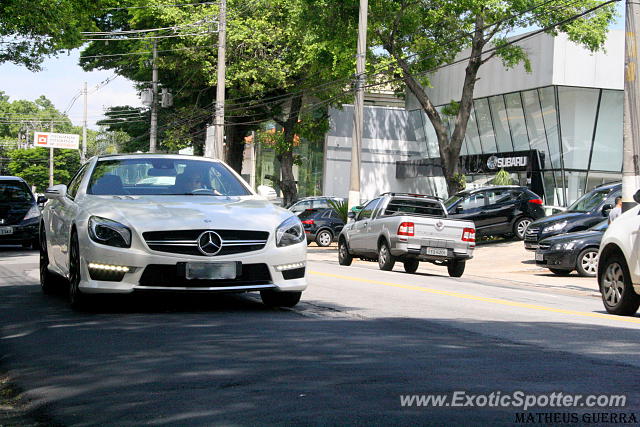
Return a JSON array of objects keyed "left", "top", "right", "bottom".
[{"left": 33, "top": 132, "right": 80, "bottom": 149}]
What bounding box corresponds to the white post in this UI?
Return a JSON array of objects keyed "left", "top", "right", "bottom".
[
  {"left": 82, "top": 81, "right": 87, "bottom": 162},
  {"left": 150, "top": 41, "right": 158, "bottom": 153}
]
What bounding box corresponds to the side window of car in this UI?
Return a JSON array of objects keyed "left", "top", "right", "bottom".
[
  {"left": 358, "top": 199, "right": 379, "bottom": 221},
  {"left": 322, "top": 210, "right": 332, "bottom": 218},
  {"left": 330, "top": 210, "right": 341, "bottom": 220},
  {"left": 313, "top": 199, "right": 330, "bottom": 209},
  {"left": 605, "top": 189, "right": 621, "bottom": 205},
  {"left": 292, "top": 201, "right": 310, "bottom": 212},
  {"left": 461, "top": 193, "right": 486, "bottom": 210},
  {"left": 486, "top": 189, "right": 516, "bottom": 205},
  {"left": 67, "top": 164, "right": 89, "bottom": 200}
]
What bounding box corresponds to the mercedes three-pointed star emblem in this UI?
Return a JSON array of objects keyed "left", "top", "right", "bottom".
[{"left": 197, "top": 230, "right": 223, "bottom": 256}]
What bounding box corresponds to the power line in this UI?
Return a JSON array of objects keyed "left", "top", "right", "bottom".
[{"left": 103, "top": 1, "right": 219, "bottom": 11}]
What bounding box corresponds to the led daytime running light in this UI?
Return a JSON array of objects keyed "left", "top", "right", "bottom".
[
  {"left": 275, "top": 262, "right": 306, "bottom": 272},
  {"left": 88, "top": 263, "right": 130, "bottom": 273}
]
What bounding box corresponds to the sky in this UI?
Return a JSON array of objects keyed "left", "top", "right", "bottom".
[{"left": 0, "top": 2, "right": 626, "bottom": 132}]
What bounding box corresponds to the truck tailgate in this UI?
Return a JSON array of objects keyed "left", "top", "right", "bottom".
[{"left": 413, "top": 218, "right": 474, "bottom": 241}]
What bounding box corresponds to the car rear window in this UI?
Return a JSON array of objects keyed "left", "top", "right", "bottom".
[
  {"left": 384, "top": 198, "right": 445, "bottom": 217},
  {"left": 0, "top": 181, "right": 33, "bottom": 203}
]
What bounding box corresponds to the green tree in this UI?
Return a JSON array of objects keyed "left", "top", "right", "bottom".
[
  {"left": 0, "top": 0, "right": 116, "bottom": 70},
  {"left": 7, "top": 148, "right": 80, "bottom": 192}
]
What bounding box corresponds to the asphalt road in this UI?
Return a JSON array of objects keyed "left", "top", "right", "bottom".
[{"left": 1, "top": 246, "right": 640, "bottom": 426}]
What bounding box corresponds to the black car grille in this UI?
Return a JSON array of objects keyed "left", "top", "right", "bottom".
[
  {"left": 139, "top": 263, "right": 272, "bottom": 288},
  {"left": 0, "top": 206, "right": 28, "bottom": 226},
  {"left": 142, "top": 229, "right": 269, "bottom": 257},
  {"left": 524, "top": 227, "right": 540, "bottom": 242}
]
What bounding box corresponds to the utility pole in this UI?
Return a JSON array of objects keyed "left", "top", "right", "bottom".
[
  {"left": 207, "top": 0, "right": 226, "bottom": 160},
  {"left": 348, "top": 0, "right": 368, "bottom": 209},
  {"left": 150, "top": 40, "right": 158, "bottom": 153},
  {"left": 82, "top": 81, "right": 88, "bottom": 162},
  {"left": 623, "top": 0, "right": 640, "bottom": 211},
  {"left": 49, "top": 122, "right": 54, "bottom": 188}
]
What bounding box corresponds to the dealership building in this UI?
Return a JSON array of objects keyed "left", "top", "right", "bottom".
[{"left": 318, "top": 30, "right": 624, "bottom": 206}]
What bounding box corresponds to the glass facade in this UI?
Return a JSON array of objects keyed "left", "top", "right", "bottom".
[{"left": 413, "top": 85, "right": 623, "bottom": 206}]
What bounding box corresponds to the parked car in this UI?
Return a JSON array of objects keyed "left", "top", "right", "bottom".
[
  {"left": 535, "top": 220, "right": 608, "bottom": 277},
  {"left": 524, "top": 182, "right": 621, "bottom": 250},
  {"left": 444, "top": 186, "right": 545, "bottom": 240},
  {"left": 338, "top": 193, "right": 475, "bottom": 277},
  {"left": 39, "top": 154, "right": 307, "bottom": 310},
  {"left": 299, "top": 208, "right": 345, "bottom": 247},
  {"left": 288, "top": 196, "right": 346, "bottom": 215},
  {"left": 597, "top": 189, "right": 640, "bottom": 316},
  {"left": 0, "top": 176, "right": 44, "bottom": 248}
]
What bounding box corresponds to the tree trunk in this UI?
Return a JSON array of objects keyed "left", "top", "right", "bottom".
[{"left": 280, "top": 94, "right": 303, "bottom": 206}]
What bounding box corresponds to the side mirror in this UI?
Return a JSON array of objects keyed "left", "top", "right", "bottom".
[
  {"left": 456, "top": 205, "right": 464, "bottom": 213},
  {"left": 44, "top": 185, "right": 67, "bottom": 200},
  {"left": 37, "top": 195, "right": 47, "bottom": 205},
  {"left": 602, "top": 204, "right": 613, "bottom": 216},
  {"left": 634, "top": 190, "right": 640, "bottom": 204},
  {"left": 256, "top": 185, "right": 277, "bottom": 201},
  {"left": 347, "top": 211, "right": 356, "bottom": 219}
]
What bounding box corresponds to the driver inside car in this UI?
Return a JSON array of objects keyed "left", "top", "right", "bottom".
[{"left": 175, "top": 171, "right": 207, "bottom": 193}]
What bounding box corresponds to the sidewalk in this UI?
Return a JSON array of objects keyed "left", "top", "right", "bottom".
[{"left": 307, "top": 239, "right": 602, "bottom": 298}]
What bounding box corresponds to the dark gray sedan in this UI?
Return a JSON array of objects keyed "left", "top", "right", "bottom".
[{"left": 535, "top": 220, "right": 608, "bottom": 277}]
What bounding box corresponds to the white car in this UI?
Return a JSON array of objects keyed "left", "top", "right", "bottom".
[
  {"left": 597, "top": 192, "right": 640, "bottom": 315},
  {"left": 39, "top": 154, "right": 307, "bottom": 309}
]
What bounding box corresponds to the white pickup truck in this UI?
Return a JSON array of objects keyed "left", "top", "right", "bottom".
[{"left": 337, "top": 193, "right": 476, "bottom": 277}]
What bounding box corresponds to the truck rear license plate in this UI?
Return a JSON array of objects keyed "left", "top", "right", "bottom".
[
  {"left": 0, "top": 226, "right": 13, "bottom": 235},
  {"left": 422, "top": 247, "right": 447, "bottom": 257},
  {"left": 186, "top": 262, "right": 237, "bottom": 280}
]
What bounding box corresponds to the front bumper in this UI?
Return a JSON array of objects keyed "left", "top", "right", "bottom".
[
  {"left": 0, "top": 219, "right": 38, "bottom": 244},
  {"left": 534, "top": 248, "right": 577, "bottom": 270},
  {"left": 77, "top": 232, "right": 307, "bottom": 294}
]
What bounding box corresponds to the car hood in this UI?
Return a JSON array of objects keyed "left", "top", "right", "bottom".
[
  {"left": 530, "top": 211, "right": 591, "bottom": 227},
  {"left": 80, "top": 195, "right": 294, "bottom": 233},
  {"left": 539, "top": 230, "right": 604, "bottom": 245}
]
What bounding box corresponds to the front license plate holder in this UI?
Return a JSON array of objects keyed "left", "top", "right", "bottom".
[
  {"left": 535, "top": 253, "right": 544, "bottom": 262},
  {"left": 0, "top": 226, "right": 13, "bottom": 235},
  {"left": 183, "top": 262, "right": 240, "bottom": 280},
  {"left": 421, "top": 247, "right": 448, "bottom": 257}
]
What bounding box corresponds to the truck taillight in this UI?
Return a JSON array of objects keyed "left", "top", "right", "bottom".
[
  {"left": 301, "top": 219, "right": 315, "bottom": 225},
  {"left": 462, "top": 227, "right": 475, "bottom": 242},
  {"left": 398, "top": 222, "right": 415, "bottom": 236}
]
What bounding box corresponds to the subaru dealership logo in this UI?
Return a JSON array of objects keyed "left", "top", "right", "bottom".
[{"left": 487, "top": 155, "right": 528, "bottom": 170}]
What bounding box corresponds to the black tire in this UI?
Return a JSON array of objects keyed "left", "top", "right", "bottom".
[
  {"left": 576, "top": 248, "right": 599, "bottom": 277},
  {"left": 447, "top": 260, "right": 466, "bottom": 277},
  {"left": 513, "top": 217, "right": 533, "bottom": 240},
  {"left": 260, "top": 290, "right": 302, "bottom": 308},
  {"left": 377, "top": 241, "right": 395, "bottom": 271},
  {"left": 338, "top": 238, "right": 353, "bottom": 266},
  {"left": 599, "top": 254, "right": 640, "bottom": 316},
  {"left": 315, "top": 229, "right": 333, "bottom": 247},
  {"left": 39, "top": 224, "right": 59, "bottom": 295},
  {"left": 403, "top": 259, "right": 419, "bottom": 274},
  {"left": 549, "top": 268, "right": 572, "bottom": 276},
  {"left": 68, "top": 231, "right": 90, "bottom": 310}
]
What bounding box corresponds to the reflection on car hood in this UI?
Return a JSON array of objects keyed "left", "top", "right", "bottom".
[
  {"left": 531, "top": 211, "right": 593, "bottom": 227},
  {"left": 539, "top": 230, "right": 604, "bottom": 245},
  {"left": 80, "top": 195, "right": 293, "bottom": 232}
]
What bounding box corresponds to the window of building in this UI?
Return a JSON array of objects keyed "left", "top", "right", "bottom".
[
  {"left": 538, "top": 87, "right": 562, "bottom": 169},
  {"left": 558, "top": 87, "right": 600, "bottom": 170},
  {"left": 474, "top": 98, "right": 498, "bottom": 154},
  {"left": 488, "top": 95, "right": 513, "bottom": 152},
  {"left": 465, "top": 106, "right": 482, "bottom": 155},
  {"left": 505, "top": 93, "right": 530, "bottom": 151},
  {"left": 590, "top": 90, "right": 623, "bottom": 172}
]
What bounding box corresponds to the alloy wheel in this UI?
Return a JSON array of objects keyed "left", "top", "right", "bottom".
[
  {"left": 317, "top": 231, "right": 332, "bottom": 246},
  {"left": 516, "top": 219, "right": 531, "bottom": 239},
  {"left": 603, "top": 262, "right": 625, "bottom": 307},
  {"left": 580, "top": 251, "right": 598, "bottom": 276}
]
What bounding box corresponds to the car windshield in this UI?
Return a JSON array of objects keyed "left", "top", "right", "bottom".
[
  {"left": 444, "top": 195, "right": 464, "bottom": 209},
  {"left": 0, "top": 181, "right": 33, "bottom": 203},
  {"left": 566, "top": 189, "right": 609, "bottom": 212},
  {"left": 590, "top": 220, "right": 609, "bottom": 232},
  {"left": 86, "top": 158, "right": 252, "bottom": 196}
]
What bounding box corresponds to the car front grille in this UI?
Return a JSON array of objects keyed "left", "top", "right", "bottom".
[
  {"left": 138, "top": 263, "right": 272, "bottom": 288},
  {"left": 142, "top": 229, "right": 269, "bottom": 257},
  {"left": 524, "top": 227, "right": 540, "bottom": 242}
]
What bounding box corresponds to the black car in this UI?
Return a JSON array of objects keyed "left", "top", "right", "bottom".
[
  {"left": 0, "top": 176, "right": 44, "bottom": 248},
  {"left": 299, "top": 208, "right": 345, "bottom": 247},
  {"left": 535, "top": 220, "right": 608, "bottom": 277},
  {"left": 524, "top": 182, "right": 621, "bottom": 250},
  {"left": 444, "top": 186, "right": 545, "bottom": 240}
]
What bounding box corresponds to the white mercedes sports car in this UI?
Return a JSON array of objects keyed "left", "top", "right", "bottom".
[{"left": 39, "top": 154, "right": 307, "bottom": 309}]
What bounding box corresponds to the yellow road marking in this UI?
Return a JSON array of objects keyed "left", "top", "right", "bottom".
[{"left": 309, "top": 270, "right": 640, "bottom": 325}]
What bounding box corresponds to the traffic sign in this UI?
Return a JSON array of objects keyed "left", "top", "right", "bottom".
[{"left": 34, "top": 132, "right": 80, "bottom": 150}]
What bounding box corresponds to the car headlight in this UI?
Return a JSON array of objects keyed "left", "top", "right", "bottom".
[
  {"left": 543, "top": 221, "right": 567, "bottom": 234},
  {"left": 23, "top": 205, "right": 40, "bottom": 221},
  {"left": 276, "top": 216, "right": 305, "bottom": 247},
  {"left": 88, "top": 216, "right": 132, "bottom": 248},
  {"left": 551, "top": 241, "right": 576, "bottom": 251}
]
